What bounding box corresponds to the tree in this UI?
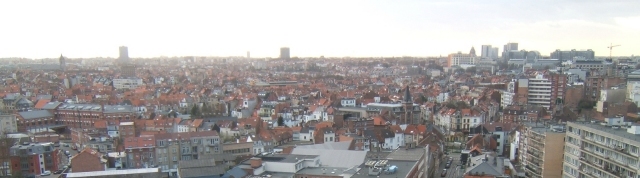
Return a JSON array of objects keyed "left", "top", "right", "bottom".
[
  {"left": 191, "top": 105, "right": 199, "bottom": 117},
  {"left": 465, "top": 67, "right": 477, "bottom": 74},
  {"left": 0, "top": 132, "right": 16, "bottom": 176},
  {"left": 211, "top": 124, "right": 221, "bottom": 134},
  {"left": 277, "top": 116, "right": 285, "bottom": 127}
]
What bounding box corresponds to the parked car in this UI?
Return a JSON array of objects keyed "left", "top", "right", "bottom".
[
  {"left": 41, "top": 170, "right": 51, "bottom": 176},
  {"left": 54, "top": 170, "right": 63, "bottom": 174},
  {"left": 441, "top": 169, "right": 447, "bottom": 177}
]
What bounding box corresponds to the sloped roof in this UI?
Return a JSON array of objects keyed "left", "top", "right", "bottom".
[{"left": 18, "top": 110, "right": 53, "bottom": 120}]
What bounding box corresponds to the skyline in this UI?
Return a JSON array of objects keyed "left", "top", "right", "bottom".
[{"left": 1, "top": 0, "right": 639, "bottom": 58}]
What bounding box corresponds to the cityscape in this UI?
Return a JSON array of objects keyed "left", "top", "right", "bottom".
[{"left": 2, "top": 1, "right": 640, "bottom": 178}]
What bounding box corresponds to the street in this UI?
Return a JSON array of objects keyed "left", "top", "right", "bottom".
[
  {"left": 439, "top": 153, "right": 465, "bottom": 178},
  {"left": 37, "top": 142, "right": 78, "bottom": 178}
]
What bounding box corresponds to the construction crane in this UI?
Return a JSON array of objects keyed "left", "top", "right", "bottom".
[{"left": 608, "top": 43, "right": 621, "bottom": 60}]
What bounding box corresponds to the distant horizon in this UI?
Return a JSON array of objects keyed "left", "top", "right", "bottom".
[{"left": 1, "top": 0, "right": 639, "bottom": 58}]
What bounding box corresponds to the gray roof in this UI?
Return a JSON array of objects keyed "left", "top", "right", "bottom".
[
  {"left": 291, "top": 148, "right": 367, "bottom": 168},
  {"left": 178, "top": 164, "right": 227, "bottom": 178},
  {"left": 18, "top": 110, "right": 53, "bottom": 120},
  {"left": 295, "top": 141, "right": 351, "bottom": 150},
  {"left": 36, "top": 95, "right": 53, "bottom": 101},
  {"left": 41, "top": 102, "right": 62, "bottom": 110}
]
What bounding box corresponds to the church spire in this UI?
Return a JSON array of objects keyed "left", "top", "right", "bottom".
[{"left": 403, "top": 85, "right": 412, "bottom": 103}]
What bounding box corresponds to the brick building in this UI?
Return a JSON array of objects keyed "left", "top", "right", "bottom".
[
  {"left": 70, "top": 148, "right": 107, "bottom": 173},
  {"left": 9, "top": 142, "right": 60, "bottom": 177}
]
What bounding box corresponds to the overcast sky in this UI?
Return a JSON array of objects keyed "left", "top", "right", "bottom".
[{"left": 1, "top": 0, "right": 639, "bottom": 58}]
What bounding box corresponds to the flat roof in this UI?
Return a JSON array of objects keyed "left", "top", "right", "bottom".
[
  {"left": 65, "top": 168, "right": 160, "bottom": 177},
  {"left": 352, "top": 160, "right": 416, "bottom": 178},
  {"left": 570, "top": 122, "right": 640, "bottom": 143}
]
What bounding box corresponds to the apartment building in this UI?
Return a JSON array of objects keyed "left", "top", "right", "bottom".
[
  {"left": 112, "top": 78, "right": 144, "bottom": 90},
  {"left": 563, "top": 119, "right": 640, "bottom": 178},
  {"left": 9, "top": 142, "right": 61, "bottom": 177},
  {"left": 447, "top": 52, "right": 477, "bottom": 67},
  {"left": 56, "top": 104, "right": 135, "bottom": 128},
  {"left": 518, "top": 122, "right": 565, "bottom": 178},
  {"left": 154, "top": 131, "right": 221, "bottom": 176},
  {"left": 523, "top": 73, "right": 566, "bottom": 110}
]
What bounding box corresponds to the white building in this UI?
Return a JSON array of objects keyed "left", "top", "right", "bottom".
[
  {"left": 501, "top": 81, "right": 516, "bottom": 108},
  {"left": 0, "top": 114, "right": 17, "bottom": 133},
  {"left": 527, "top": 75, "right": 553, "bottom": 109},
  {"left": 627, "top": 70, "right": 640, "bottom": 105},
  {"left": 564, "top": 121, "right": 640, "bottom": 178},
  {"left": 447, "top": 52, "right": 477, "bottom": 67},
  {"left": 112, "top": 78, "right": 144, "bottom": 90}
]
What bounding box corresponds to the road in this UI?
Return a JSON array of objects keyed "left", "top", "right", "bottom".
[
  {"left": 438, "top": 153, "right": 465, "bottom": 178},
  {"left": 37, "top": 142, "right": 78, "bottom": 178}
]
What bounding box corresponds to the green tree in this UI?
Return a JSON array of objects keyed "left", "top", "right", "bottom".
[
  {"left": 277, "top": 116, "right": 285, "bottom": 126},
  {"left": 211, "top": 124, "right": 221, "bottom": 134},
  {"left": 191, "top": 105, "right": 199, "bottom": 117}
]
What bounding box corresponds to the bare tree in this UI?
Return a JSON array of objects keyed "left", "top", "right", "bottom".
[{"left": 0, "top": 131, "right": 16, "bottom": 176}]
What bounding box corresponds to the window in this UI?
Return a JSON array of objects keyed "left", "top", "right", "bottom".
[{"left": 159, "top": 140, "right": 164, "bottom": 146}]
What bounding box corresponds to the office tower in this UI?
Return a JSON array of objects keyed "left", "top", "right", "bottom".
[
  {"left": 446, "top": 52, "right": 476, "bottom": 67},
  {"left": 121, "top": 64, "right": 137, "bottom": 78},
  {"left": 550, "top": 49, "right": 595, "bottom": 61},
  {"left": 491, "top": 47, "right": 499, "bottom": 59},
  {"left": 247, "top": 51, "right": 250, "bottom": 58},
  {"left": 59, "top": 54, "right": 66, "bottom": 71},
  {"left": 280, "top": 47, "right": 290, "bottom": 60},
  {"left": 503, "top": 43, "right": 518, "bottom": 52},
  {"left": 563, "top": 120, "right": 640, "bottom": 178},
  {"left": 119, "top": 46, "right": 130, "bottom": 63},
  {"left": 481, "top": 45, "right": 492, "bottom": 58},
  {"left": 519, "top": 122, "right": 565, "bottom": 178}
]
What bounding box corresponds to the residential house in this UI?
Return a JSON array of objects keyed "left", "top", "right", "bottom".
[{"left": 70, "top": 148, "right": 107, "bottom": 173}]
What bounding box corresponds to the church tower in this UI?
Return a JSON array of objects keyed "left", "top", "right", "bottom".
[
  {"left": 403, "top": 85, "right": 413, "bottom": 124},
  {"left": 59, "top": 54, "right": 66, "bottom": 71}
]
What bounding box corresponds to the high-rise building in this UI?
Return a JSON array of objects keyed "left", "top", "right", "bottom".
[
  {"left": 504, "top": 43, "right": 518, "bottom": 52},
  {"left": 59, "top": 54, "right": 66, "bottom": 71},
  {"left": 550, "top": 49, "right": 595, "bottom": 61},
  {"left": 491, "top": 47, "right": 499, "bottom": 59},
  {"left": 518, "top": 122, "right": 565, "bottom": 178},
  {"left": 563, "top": 120, "right": 640, "bottom": 178},
  {"left": 280, "top": 47, "right": 290, "bottom": 60},
  {"left": 481, "top": 45, "right": 492, "bottom": 58},
  {"left": 502, "top": 43, "right": 519, "bottom": 61},
  {"left": 516, "top": 73, "right": 566, "bottom": 110},
  {"left": 247, "top": 51, "right": 250, "bottom": 58},
  {"left": 446, "top": 52, "right": 476, "bottom": 67},
  {"left": 121, "top": 64, "right": 137, "bottom": 78},
  {"left": 119, "top": 46, "right": 130, "bottom": 63}
]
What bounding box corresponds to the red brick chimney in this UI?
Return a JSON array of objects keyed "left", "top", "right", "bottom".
[{"left": 250, "top": 158, "right": 262, "bottom": 168}]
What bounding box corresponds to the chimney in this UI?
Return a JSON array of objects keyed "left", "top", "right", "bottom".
[{"left": 250, "top": 158, "right": 262, "bottom": 168}]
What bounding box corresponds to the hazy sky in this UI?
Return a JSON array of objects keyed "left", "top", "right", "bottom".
[{"left": 1, "top": 0, "right": 639, "bottom": 58}]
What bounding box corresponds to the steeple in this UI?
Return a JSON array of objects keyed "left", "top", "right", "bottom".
[
  {"left": 403, "top": 85, "right": 412, "bottom": 103},
  {"left": 59, "top": 54, "right": 66, "bottom": 71},
  {"left": 470, "top": 47, "right": 476, "bottom": 57}
]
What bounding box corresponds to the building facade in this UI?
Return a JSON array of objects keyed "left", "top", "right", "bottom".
[
  {"left": 447, "top": 52, "right": 476, "bottom": 67},
  {"left": 564, "top": 120, "right": 640, "bottom": 178},
  {"left": 9, "top": 142, "right": 61, "bottom": 177},
  {"left": 518, "top": 123, "right": 565, "bottom": 178}
]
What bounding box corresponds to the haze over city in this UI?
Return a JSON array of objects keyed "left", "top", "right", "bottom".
[{"left": 1, "top": 0, "right": 639, "bottom": 58}]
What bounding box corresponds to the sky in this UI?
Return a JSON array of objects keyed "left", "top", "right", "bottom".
[{"left": 1, "top": 0, "right": 639, "bottom": 59}]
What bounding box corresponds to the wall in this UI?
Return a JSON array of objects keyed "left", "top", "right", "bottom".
[
  {"left": 542, "top": 132, "right": 565, "bottom": 178},
  {"left": 264, "top": 162, "right": 296, "bottom": 173}
]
